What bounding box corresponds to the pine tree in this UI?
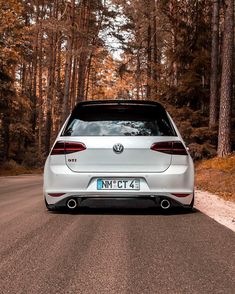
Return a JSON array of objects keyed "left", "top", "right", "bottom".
[
  {"left": 209, "top": 0, "right": 220, "bottom": 129},
  {"left": 217, "top": 0, "right": 234, "bottom": 157}
]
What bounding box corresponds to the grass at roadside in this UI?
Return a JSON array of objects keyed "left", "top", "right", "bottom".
[
  {"left": 0, "top": 160, "right": 43, "bottom": 176},
  {"left": 196, "top": 154, "right": 235, "bottom": 202}
]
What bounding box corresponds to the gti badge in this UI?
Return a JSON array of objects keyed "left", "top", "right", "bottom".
[{"left": 113, "top": 143, "right": 124, "bottom": 154}]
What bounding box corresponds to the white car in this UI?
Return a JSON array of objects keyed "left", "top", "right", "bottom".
[{"left": 44, "top": 100, "right": 194, "bottom": 211}]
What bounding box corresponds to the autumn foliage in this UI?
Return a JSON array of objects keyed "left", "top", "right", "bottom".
[{"left": 0, "top": 0, "right": 234, "bottom": 168}]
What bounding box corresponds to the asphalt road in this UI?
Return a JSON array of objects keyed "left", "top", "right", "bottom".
[{"left": 0, "top": 175, "right": 234, "bottom": 294}]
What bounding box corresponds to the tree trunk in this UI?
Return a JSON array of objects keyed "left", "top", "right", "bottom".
[
  {"left": 32, "top": 2, "right": 40, "bottom": 135},
  {"left": 55, "top": 36, "right": 63, "bottom": 135},
  {"left": 45, "top": 24, "right": 55, "bottom": 155},
  {"left": 136, "top": 52, "right": 141, "bottom": 100},
  {"left": 32, "top": 37, "right": 38, "bottom": 134},
  {"left": 169, "top": 1, "right": 178, "bottom": 88},
  {"left": 85, "top": 52, "right": 93, "bottom": 100},
  {"left": 77, "top": 0, "right": 91, "bottom": 102},
  {"left": 152, "top": 0, "right": 158, "bottom": 98},
  {"left": 146, "top": 18, "right": 152, "bottom": 100},
  {"left": 63, "top": 36, "right": 72, "bottom": 122},
  {"left": 2, "top": 112, "right": 10, "bottom": 162},
  {"left": 70, "top": 55, "right": 78, "bottom": 110},
  {"left": 217, "top": 0, "right": 234, "bottom": 157},
  {"left": 77, "top": 51, "right": 88, "bottom": 101},
  {"left": 50, "top": 3, "right": 58, "bottom": 140},
  {"left": 209, "top": 0, "right": 220, "bottom": 129},
  {"left": 38, "top": 18, "right": 43, "bottom": 162},
  {"left": 63, "top": 1, "right": 75, "bottom": 122}
]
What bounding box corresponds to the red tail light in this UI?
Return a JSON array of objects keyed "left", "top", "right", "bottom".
[
  {"left": 172, "top": 193, "right": 191, "bottom": 197},
  {"left": 151, "top": 141, "right": 187, "bottom": 155},
  {"left": 51, "top": 142, "right": 86, "bottom": 155},
  {"left": 50, "top": 142, "right": 65, "bottom": 155},
  {"left": 48, "top": 193, "right": 65, "bottom": 197}
]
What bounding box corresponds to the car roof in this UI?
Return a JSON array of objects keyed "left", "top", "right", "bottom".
[{"left": 73, "top": 100, "right": 165, "bottom": 113}]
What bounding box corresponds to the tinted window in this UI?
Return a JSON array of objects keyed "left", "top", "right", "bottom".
[{"left": 63, "top": 105, "right": 176, "bottom": 136}]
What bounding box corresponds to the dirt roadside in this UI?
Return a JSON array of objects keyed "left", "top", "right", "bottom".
[{"left": 195, "top": 190, "right": 235, "bottom": 232}]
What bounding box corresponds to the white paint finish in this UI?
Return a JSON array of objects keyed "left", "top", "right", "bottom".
[{"left": 44, "top": 102, "right": 194, "bottom": 208}]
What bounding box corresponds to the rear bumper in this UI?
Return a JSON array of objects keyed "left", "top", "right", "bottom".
[
  {"left": 46, "top": 195, "right": 194, "bottom": 210},
  {"left": 44, "top": 158, "right": 194, "bottom": 206}
]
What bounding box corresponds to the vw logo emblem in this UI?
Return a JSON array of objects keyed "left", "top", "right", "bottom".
[{"left": 113, "top": 143, "right": 124, "bottom": 154}]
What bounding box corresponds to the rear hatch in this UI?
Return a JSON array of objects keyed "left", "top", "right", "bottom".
[{"left": 61, "top": 101, "right": 177, "bottom": 173}]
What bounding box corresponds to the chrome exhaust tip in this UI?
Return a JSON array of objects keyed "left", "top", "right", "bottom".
[
  {"left": 160, "top": 199, "right": 171, "bottom": 210},
  {"left": 67, "top": 199, "right": 77, "bottom": 210}
]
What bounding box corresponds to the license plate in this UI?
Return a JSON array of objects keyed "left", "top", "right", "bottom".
[{"left": 97, "top": 179, "right": 140, "bottom": 190}]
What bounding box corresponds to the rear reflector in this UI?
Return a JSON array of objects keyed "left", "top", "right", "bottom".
[
  {"left": 151, "top": 141, "right": 187, "bottom": 155},
  {"left": 172, "top": 193, "right": 191, "bottom": 197},
  {"left": 51, "top": 142, "right": 86, "bottom": 155},
  {"left": 48, "top": 193, "right": 65, "bottom": 197}
]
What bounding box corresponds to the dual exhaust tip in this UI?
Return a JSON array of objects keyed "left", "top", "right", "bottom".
[
  {"left": 160, "top": 199, "right": 171, "bottom": 210},
  {"left": 67, "top": 198, "right": 77, "bottom": 210},
  {"left": 66, "top": 197, "right": 171, "bottom": 210}
]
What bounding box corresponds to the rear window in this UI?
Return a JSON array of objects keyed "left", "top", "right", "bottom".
[{"left": 62, "top": 105, "right": 176, "bottom": 136}]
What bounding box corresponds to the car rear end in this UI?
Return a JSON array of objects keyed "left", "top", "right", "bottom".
[{"left": 44, "top": 100, "right": 194, "bottom": 210}]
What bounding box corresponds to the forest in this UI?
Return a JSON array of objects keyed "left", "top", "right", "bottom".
[{"left": 0, "top": 0, "right": 234, "bottom": 168}]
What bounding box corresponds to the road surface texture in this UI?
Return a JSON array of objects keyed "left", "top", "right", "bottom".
[{"left": 0, "top": 175, "right": 234, "bottom": 294}]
